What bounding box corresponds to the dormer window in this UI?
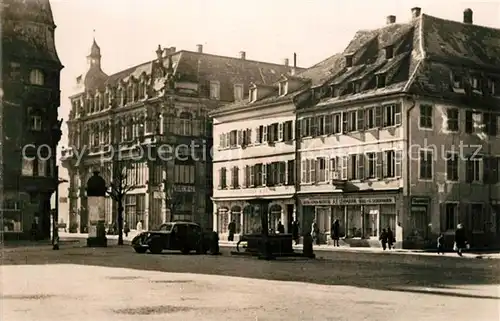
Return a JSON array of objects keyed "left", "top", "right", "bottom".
[
  {"left": 453, "top": 74, "right": 464, "bottom": 89},
  {"left": 345, "top": 54, "right": 354, "bottom": 68},
  {"left": 330, "top": 85, "right": 338, "bottom": 97},
  {"left": 376, "top": 74, "right": 386, "bottom": 88},
  {"left": 249, "top": 88, "right": 257, "bottom": 102},
  {"left": 210, "top": 81, "right": 220, "bottom": 100},
  {"left": 349, "top": 81, "right": 362, "bottom": 93},
  {"left": 278, "top": 81, "right": 288, "bottom": 96},
  {"left": 233, "top": 84, "right": 244, "bottom": 101},
  {"left": 29, "top": 69, "right": 44, "bottom": 85},
  {"left": 471, "top": 76, "right": 481, "bottom": 90},
  {"left": 385, "top": 45, "right": 394, "bottom": 59}
]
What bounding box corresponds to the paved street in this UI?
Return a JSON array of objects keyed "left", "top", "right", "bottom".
[{"left": 1, "top": 242, "right": 499, "bottom": 321}]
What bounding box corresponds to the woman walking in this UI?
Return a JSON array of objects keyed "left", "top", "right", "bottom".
[{"left": 454, "top": 223, "right": 467, "bottom": 256}]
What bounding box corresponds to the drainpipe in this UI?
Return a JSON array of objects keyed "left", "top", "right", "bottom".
[{"left": 406, "top": 95, "right": 417, "bottom": 239}]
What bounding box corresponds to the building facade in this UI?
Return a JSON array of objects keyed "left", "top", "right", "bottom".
[
  {"left": 296, "top": 8, "right": 500, "bottom": 248},
  {"left": 60, "top": 43, "right": 292, "bottom": 233},
  {"left": 1, "top": 0, "right": 63, "bottom": 240},
  {"left": 211, "top": 55, "right": 347, "bottom": 240}
]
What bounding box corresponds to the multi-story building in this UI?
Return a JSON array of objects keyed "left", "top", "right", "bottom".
[
  {"left": 296, "top": 8, "right": 500, "bottom": 248},
  {"left": 60, "top": 43, "right": 292, "bottom": 233},
  {"left": 211, "top": 55, "right": 350, "bottom": 240},
  {"left": 1, "top": 0, "right": 63, "bottom": 240}
]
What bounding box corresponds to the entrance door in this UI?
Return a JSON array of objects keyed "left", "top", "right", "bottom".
[
  {"left": 286, "top": 204, "right": 294, "bottom": 233},
  {"left": 410, "top": 206, "right": 427, "bottom": 239},
  {"left": 363, "top": 208, "right": 379, "bottom": 238}
]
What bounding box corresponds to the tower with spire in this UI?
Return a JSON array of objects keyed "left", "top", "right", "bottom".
[{"left": 82, "top": 36, "right": 108, "bottom": 91}]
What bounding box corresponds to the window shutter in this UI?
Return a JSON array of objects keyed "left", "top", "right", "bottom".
[
  {"left": 297, "top": 119, "right": 302, "bottom": 138},
  {"left": 357, "top": 154, "right": 365, "bottom": 180},
  {"left": 301, "top": 160, "right": 307, "bottom": 183},
  {"left": 262, "top": 164, "right": 267, "bottom": 186},
  {"left": 263, "top": 125, "right": 268, "bottom": 142},
  {"left": 255, "top": 127, "right": 260, "bottom": 143},
  {"left": 237, "top": 130, "right": 243, "bottom": 146},
  {"left": 324, "top": 115, "right": 332, "bottom": 134},
  {"left": 342, "top": 112, "right": 348, "bottom": 133},
  {"left": 357, "top": 109, "right": 365, "bottom": 131},
  {"left": 278, "top": 123, "right": 284, "bottom": 141},
  {"left": 324, "top": 157, "right": 330, "bottom": 182},
  {"left": 394, "top": 103, "right": 402, "bottom": 125},
  {"left": 279, "top": 162, "right": 286, "bottom": 184},
  {"left": 395, "top": 150, "right": 402, "bottom": 177},
  {"left": 329, "top": 158, "right": 336, "bottom": 180},
  {"left": 341, "top": 156, "right": 348, "bottom": 180},
  {"left": 310, "top": 159, "right": 317, "bottom": 183},
  {"left": 465, "top": 160, "right": 473, "bottom": 183},
  {"left": 219, "top": 134, "right": 223, "bottom": 148},
  {"left": 375, "top": 106, "right": 383, "bottom": 127},
  {"left": 376, "top": 152, "right": 383, "bottom": 178},
  {"left": 382, "top": 151, "right": 388, "bottom": 177},
  {"left": 250, "top": 165, "right": 255, "bottom": 187},
  {"left": 247, "top": 128, "right": 253, "bottom": 144},
  {"left": 217, "top": 168, "right": 222, "bottom": 189},
  {"left": 243, "top": 165, "right": 248, "bottom": 187}
]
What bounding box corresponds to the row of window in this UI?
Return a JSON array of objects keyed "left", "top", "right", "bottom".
[
  {"left": 452, "top": 74, "right": 499, "bottom": 96},
  {"left": 218, "top": 160, "right": 295, "bottom": 189},
  {"left": 21, "top": 159, "right": 53, "bottom": 177},
  {"left": 443, "top": 203, "right": 492, "bottom": 232},
  {"left": 420, "top": 105, "right": 498, "bottom": 135},
  {"left": 439, "top": 152, "right": 499, "bottom": 184},
  {"left": 219, "top": 121, "right": 294, "bottom": 149},
  {"left": 9, "top": 63, "right": 45, "bottom": 86}
]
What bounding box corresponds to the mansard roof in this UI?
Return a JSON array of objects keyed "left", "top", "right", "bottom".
[{"left": 78, "top": 49, "right": 294, "bottom": 102}]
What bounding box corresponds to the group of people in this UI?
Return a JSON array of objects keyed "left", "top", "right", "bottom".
[{"left": 437, "top": 223, "right": 469, "bottom": 256}]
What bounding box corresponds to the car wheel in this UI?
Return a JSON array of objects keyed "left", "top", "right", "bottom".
[{"left": 134, "top": 247, "right": 147, "bottom": 254}]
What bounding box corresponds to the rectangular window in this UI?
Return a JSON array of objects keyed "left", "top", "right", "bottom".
[
  {"left": 287, "top": 160, "right": 295, "bottom": 185},
  {"left": 254, "top": 164, "right": 263, "bottom": 186},
  {"left": 470, "top": 203, "right": 484, "bottom": 231},
  {"left": 210, "top": 81, "right": 220, "bottom": 100},
  {"left": 385, "top": 45, "right": 394, "bottom": 59},
  {"left": 329, "top": 157, "right": 339, "bottom": 180},
  {"left": 419, "top": 104, "right": 433, "bottom": 129},
  {"left": 233, "top": 84, "right": 244, "bottom": 101},
  {"left": 483, "top": 157, "right": 499, "bottom": 184},
  {"left": 31, "top": 115, "right": 42, "bottom": 131},
  {"left": 333, "top": 113, "right": 342, "bottom": 134},
  {"left": 419, "top": 149, "right": 433, "bottom": 179},
  {"left": 229, "top": 130, "right": 237, "bottom": 147},
  {"left": 283, "top": 121, "right": 293, "bottom": 141},
  {"left": 376, "top": 74, "right": 386, "bottom": 88},
  {"left": 365, "top": 107, "right": 375, "bottom": 129},
  {"left": 219, "top": 167, "right": 227, "bottom": 189},
  {"left": 483, "top": 112, "right": 498, "bottom": 136},
  {"left": 445, "top": 203, "right": 458, "bottom": 231},
  {"left": 366, "top": 153, "right": 376, "bottom": 179},
  {"left": 382, "top": 104, "right": 401, "bottom": 127},
  {"left": 348, "top": 155, "right": 358, "bottom": 180},
  {"left": 317, "top": 158, "right": 327, "bottom": 182},
  {"left": 383, "top": 150, "right": 395, "bottom": 178},
  {"left": 465, "top": 110, "right": 473, "bottom": 133},
  {"left": 465, "top": 155, "right": 482, "bottom": 183},
  {"left": 231, "top": 166, "right": 239, "bottom": 188},
  {"left": 446, "top": 108, "right": 459, "bottom": 132},
  {"left": 446, "top": 152, "right": 459, "bottom": 181}
]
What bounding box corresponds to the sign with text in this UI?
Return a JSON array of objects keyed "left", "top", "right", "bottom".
[
  {"left": 301, "top": 197, "right": 396, "bottom": 206},
  {"left": 87, "top": 196, "right": 105, "bottom": 223},
  {"left": 173, "top": 185, "right": 195, "bottom": 193}
]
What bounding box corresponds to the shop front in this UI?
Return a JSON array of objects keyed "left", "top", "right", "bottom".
[{"left": 299, "top": 192, "right": 402, "bottom": 245}]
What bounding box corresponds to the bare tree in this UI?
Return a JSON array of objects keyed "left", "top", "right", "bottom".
[{"left": 107, "top": 161, "right": 136, "bottom": 245}]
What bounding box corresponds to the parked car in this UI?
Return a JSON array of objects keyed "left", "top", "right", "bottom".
[{"left": 131, "top": 221, "right": 211, "bottom": 254}]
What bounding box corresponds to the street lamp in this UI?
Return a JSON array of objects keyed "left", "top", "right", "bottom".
[{"left": 52, "top": 169, "right": 68, "bottom": 250}]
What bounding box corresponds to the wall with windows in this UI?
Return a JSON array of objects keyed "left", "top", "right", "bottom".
[{"left": 409, "top": 99, "right": 500, "bottom": 237}]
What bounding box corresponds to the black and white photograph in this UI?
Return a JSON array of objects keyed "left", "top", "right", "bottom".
[{"left": 1, "top": 0, "right": 500, "bottom": 320}]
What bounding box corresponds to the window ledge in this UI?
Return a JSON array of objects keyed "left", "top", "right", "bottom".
[
  {"left": 417, "top": 178, "right": 434, "bottom": 182},
  {"left": 418, "top": 126, "right": 434, "bottom": 131}
]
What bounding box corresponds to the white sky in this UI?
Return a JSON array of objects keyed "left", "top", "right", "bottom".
[{"left": 51, "top": 0, "right": 500, "bottom": 152}]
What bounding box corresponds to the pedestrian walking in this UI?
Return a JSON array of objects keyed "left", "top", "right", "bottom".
[
  {"left": 228, "top": 220, "right": 236, "bottom": 241},
  {"left": 379, "top": 228, "right": 388, "bottom": 250},
  {"left": 454, "top": 223, "right": 467, "bottom": 256},
  {"left": 387, "top": 227, "right": 395, "bottom": 250},
  {"left": 136, "top": 220, "right": 143, "bottom": 233},
  {"left": 123, "top": 221, "right": 130, "bottom": 237},
  {"left": 437, "top": 233, "right": 445, "bottom": 255},
  {"left": 277, "top": 220, "right": 285, "bottom": 234},
  {"left": 311, "top": 220, "right": 320, "bottom": 245},
  {"left": 331, "top": 219, "right": 340, "bottom": 247},
  {"left": 292, "top": 219, "right": 300, "bottom": 244}
]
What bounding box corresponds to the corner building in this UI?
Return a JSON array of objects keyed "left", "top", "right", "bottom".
[
  {"left": 296, "top": 8, "right": 500, "bottom": 248},
  {"left": 61, "top": 43, "right": 292, "bottom": 232},
  {"left": 1, "top": 0, "right": 63, "bottom": 240}
]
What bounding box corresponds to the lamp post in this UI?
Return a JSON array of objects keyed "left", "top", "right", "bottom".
[{"left": 52, "top": 167, "right": 68, "bottom": 250}]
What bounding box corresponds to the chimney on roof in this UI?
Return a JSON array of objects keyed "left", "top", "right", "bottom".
[
  {"left": 386, "top": 15, "right": 396, "bottom": 24},
  {"left": 196, "top": 44, "right": 203, "bottom": 53},
  {"left": 463, "top": 8, "right": 473, "bottom": 24},
  {"left": 239, "top": 51, "right": 246, "bottom": 60},
  {"left": 284, "top": 58, "right": 289, "bottom": 66},
  {"left": 291, "top": 53, "right": 297, "bottom": 76},
  {"left": 156, "top": 44, "right": 163, "bottom": 60},
  {"left": 170, "top": 46, "right": 176, "bottom": 53},
  {"left": 411, "top": 7, "right": 421, "bottom": 18}
]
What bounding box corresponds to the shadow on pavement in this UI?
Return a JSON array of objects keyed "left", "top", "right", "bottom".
[{"left": 2, "top": 241, "right": 499, "bottom": 300}]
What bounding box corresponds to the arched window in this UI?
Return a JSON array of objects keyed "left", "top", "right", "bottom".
[
  {"left": 230, "top": 206, "right": 242, "bottom": 233},
  {"left": 88, "top": 95, "right": 95, "bottom": 114},
  {"left": 127, "top": 84, "right": 134, "bottom": 104},
  {"left": 178, "top": 112, "right": 192, "bottom": 136},
  {"left": 218, "top": 207, "right": 229, "bottom": 233},
  {"left": 95, "top": 94, "right": 101, "bottom": 112},
  {"left": 29, "top": 69, "right": 44, "bottom": 85}
]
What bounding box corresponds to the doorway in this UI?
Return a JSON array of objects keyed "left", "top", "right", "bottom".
[{"left": 287, "top": 204, "right": 294, "bottom": 233}]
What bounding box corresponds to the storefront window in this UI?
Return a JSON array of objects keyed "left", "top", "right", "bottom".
[
  {"left": 316, "top": 207, "right": 331, "bottom": 234},
  {"left": 243, "top": 206, "right": 259, "bottom": 234},
  {"left": 411, "top": 206, "right": 427, "bottom": 238},
  {"left": 218, "top": 208, "right": 229, "bottom": 233},
  {"left": 269, "top": 205, "right": 282, "bottom": 232},
  {"left": 230, "top": 206, "right": 242, "bottom": 233},
  {"left": 348, "top": 206, "right": 362, "bottom": 238},
  {"left": 363, "top": 205, "right": 379, "bottom": 238},
  {"left": 380, "top": 204, "right": 396, "bottom": 232},
  {"left": 2, "top": 201, "right": 22, "bottom": 232}
]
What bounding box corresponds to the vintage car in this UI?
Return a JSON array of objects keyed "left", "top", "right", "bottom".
[{"left": 131, "top": 221, "right": 211, "bottom": 254}]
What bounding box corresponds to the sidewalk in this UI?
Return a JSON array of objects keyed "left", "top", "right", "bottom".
[{"left": 59, "top": 232, "right": 500, "bottom": 259}]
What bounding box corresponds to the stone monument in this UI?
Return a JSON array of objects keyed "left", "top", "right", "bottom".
[{"left": 86, "top": 171, "right": 107, "bottom": 247}]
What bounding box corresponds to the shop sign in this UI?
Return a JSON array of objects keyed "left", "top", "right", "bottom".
[
  {"left": 174, "top": 185, "right": 195, "bottom": 193},
  {"left": 411, "top": 197, "right": 430, "bottom": 205},
  {"left": 301, "top": 197, "right": 396, "bottom": 206}
]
